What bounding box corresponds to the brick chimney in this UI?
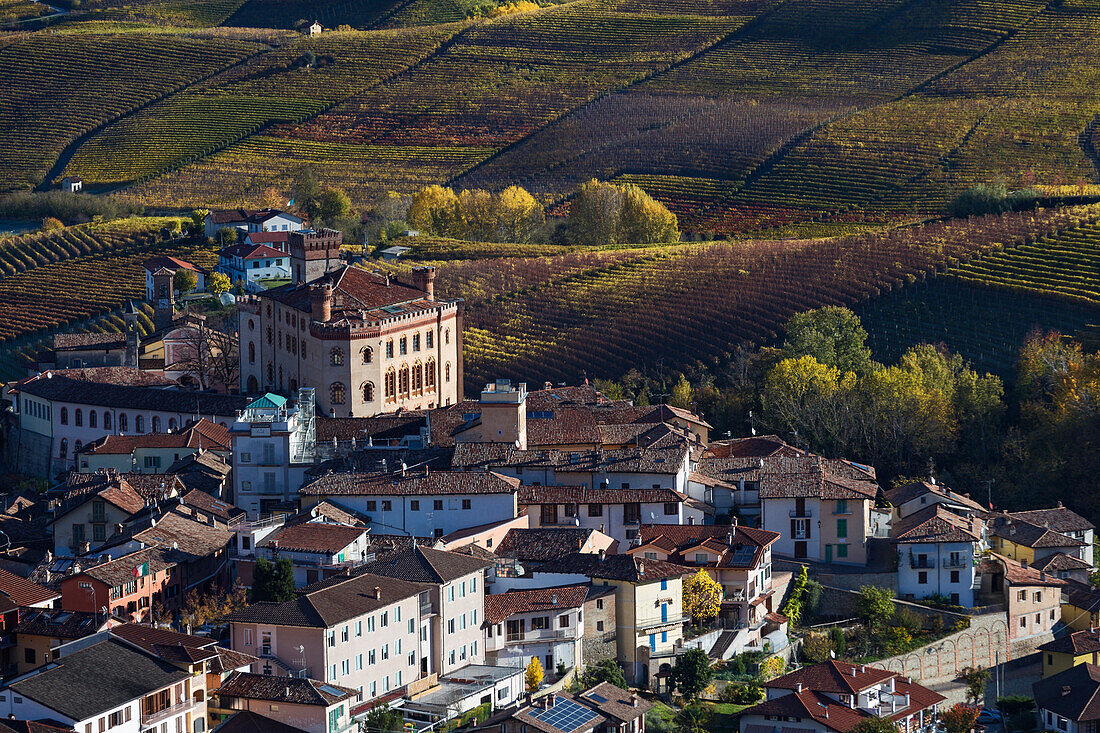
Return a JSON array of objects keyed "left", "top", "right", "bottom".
[
  {"left": 374, "top": 586, "right": 382, "bottom": 600},
  {"left": 310, "top": 283, "right": 334, "bottom": 322}
]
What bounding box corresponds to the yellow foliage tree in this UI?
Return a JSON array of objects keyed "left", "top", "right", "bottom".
[
  {"left": 683, "top": 569, "right": 722, "bottom": 625},
  {"left": 41, "top": 216, "right": 64, "bottom": 231},
  {"left": 407, "top": 185, "right": 459, "bottom": 236},
  {"left": 525, "top": 657, "right": 544, "bottom": 691},
  {"left": 208, "top": 272, "right": 231, "bottom": 295},
  {"left": 618, "top": 183, "right": 678, "bottom": 244},
  {"left": 496, "top": 185, "right": 544, "bottom": 243}
]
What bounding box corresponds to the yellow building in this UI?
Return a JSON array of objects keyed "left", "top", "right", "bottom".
[
  {"left": 988, "top": 512, "right": 1089, "bottom": 569},
  {"left": 1062, "top": 579, "right": 1100, "bottom": 632},
  {"left": 1038, "top": 628, "right": 1100, "bottom": 678}
]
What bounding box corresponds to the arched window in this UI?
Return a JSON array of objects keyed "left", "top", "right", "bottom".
[
  {"left": 426, "top": 331, "right": 433, "bottom": 349},
  {"left": 89, "top": 410, "right": 97, "bottom": 429},
  {"left": 386, "top": 340, "right": 394, "bottom": 359},
  {"left": 248, "top": 319, "right": 255, "bottom": 331},
  {"left": 399, "top": 337, "right": 407, "bottom": 356},
  {"left": 445, "top": 328, "right": 450, "bottom": 345},
  {"left": 331, "top": 383, "right": 346, "bottom": 405},
  {"left": 74, "top": 409, "right": 82, "bottom": 427},
  {"left": 248, "top": 342, "right": 256, "bottom": 363},
  {"left": 104, "top": 412, "right": 112, "bottom": 430},
  {"left": 278, "top": 365, "right": 283, "bottom": 388},
  {"left": 413, "top": 362, "right": 423, "bottom": 393},
  {"left": 278, "top": 331, "right": 282, "bottom": 350},
  {"left": 59, "top": 439, "right": 67, "bottom": 458},
  {"left": 152, "top": 416, "right": 161, "bottom": 433},
  {"left": 399, "top": 366, "right": 410, "bottom": 397},
  {"left": 426, "top": 359, "right": 436, "bottom": 390},
  {"left": 169, "top": 418, "right": 177, "bottom": 431},
  {"left": 363, "top": 382, "right": 375, "bottom": 402},
  {"left": 331, "top": 348, "right": 344, "bottom": 366},
  {"left": 385, "top": 369, "right": 396, "bottom": 399},
  {"left": 445, "top": 362, "right": 451, "bottom": 382},
  {"left": 266, "top": 364, "right": 274, "bottom": 382},
  {"left": 135, "top": 415, "right": 145, "bottom": 433},
  {"left": 413, "top": 333, "right": 420, "bottom": 351},
  {"left": 74, "top": 440, "right": 82, "bottom": 452},
  {"left": 361, "top": 346, "right": 373, "bottom": 364},
  {"left": 301, "top": 341, "right": 307, "bottom": 358},
  {"left": 60, "top": 407, "right": 67, "bottom": 425},
  {"left": 266, "top": 327, "right": 273, "bottom": 345},
  {"left": 247, "top": 375, "right": 258, "bottom": 393}
]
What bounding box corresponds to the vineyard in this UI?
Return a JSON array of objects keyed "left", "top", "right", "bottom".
[
  {"left": 0, "top": 32, "right": 264, "bottom": 192},
  {"left": 418, "top": 206, "right": 1100, "bottom": 386},
  {"left": 0, "top": 0, "right": 48, "bottom": 25}
]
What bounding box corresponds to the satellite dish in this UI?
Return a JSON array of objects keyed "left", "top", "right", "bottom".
[{"left": 219, "top": 292, "right": 236, "bottom": 306}]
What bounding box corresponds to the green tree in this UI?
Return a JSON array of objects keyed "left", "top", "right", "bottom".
[
  {"left": 682, "top": 569, "right": 722, "bottom": 624},
  {"left": 856, "top": 585, "right": 895, "bottom": 628},
  {"left": 829, "top": 627, "right": 846, "bottom": 658},
  {"left": 960, "top": 666, "right": 991, "bottom": 706},
  {"left": 318, "top": 187, "right": 352, "bottom": 223},
  {"left": 849, "top": 717, "right": 899, "bottom": 733},
  {"left": 782, "top": 306, "right": 873, "bottom": 375},
  {"left": 568, "top": 179, "right": 624, "bottom": 246},
  {"left": 252, "top": 557, "right": 296, "bottom": 602},
  {"left": 762, "top": 355, "right": 854, "bottom": 454},
  {"left": 781, "top": 565, "right": 809, "bottom": 626},
  {"left": 579, "top": 659, "right": 627, "bottom": 689},
  {"left": 174, "top": 268, "right": 197, "bottom": 293},
  {"left": 215, "top": 227, "right": 238, "bottom": 247},
  {"left": 670, "top": 374, "right": 694, "bottom": 410},
  {"left": 361, "top": 704, "right": 405, "bottom": 733},
  {"left": 292, "top": 166, "right": 323, "bottom": 221},
  {"left": 672, "top": 704, "right": 711, "bottom": 733},
  {"left": 670, "top": 648, "right": 713, "bottom": 700},
  {"left": 190, "top": 209, "right": 210, "bottom": 236},
  {"left": 208, "top": 272, "right": 231, "bottom": 295}
]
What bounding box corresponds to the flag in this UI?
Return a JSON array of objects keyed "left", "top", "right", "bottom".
[{"left": 133, "top": 562, "right": 148, "bottom": 578}]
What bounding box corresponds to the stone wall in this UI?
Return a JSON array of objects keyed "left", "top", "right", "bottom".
[{"left": 874, "top": 611, "right": 1011, "bottom": 686}]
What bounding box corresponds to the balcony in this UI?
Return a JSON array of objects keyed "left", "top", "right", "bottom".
[
  {"left": 504, "top": 628, "right": 579, "bottom": 645},
  {"left": 942, "top": 557, "right": 968, "bottom": 568},
  {"left": 637, "top": 613, "right": 690, "bottom": 632},
  {"left": 789, "top": 509, "right": 812, "bottom": 518},
  {"left": 723, "top": 590, "right": 746, "bottom": 603},
  {"left": 420, "top": 600, "right": 437, "bottom": 617},
  {"left": 910, "top": 557, "right": 935, "bottom": 569},
  {"left": 141, "top": 699, "right": 198, "bottom": 728}
]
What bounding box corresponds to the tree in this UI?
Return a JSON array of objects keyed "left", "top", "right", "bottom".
[
  {"left": 672, "top": 705, "right": 711, "bottom": 733},
  {"left": 407, "top": 185, "right": 460, "bottom": 236},
  {"left": 189, "top": 209, "right": 209, "bottom": 236},
  {"left": 208, "top": 272, "right": 231, "bottom": 295},
  {"left": 849, "top": 717, "right": 899, "bottom": 733},
  {"left": 578, "top": 659, "right": 627, "bottom": 689},
  {"left": 292, "top": 166, "right": 324, "bottom": 221},
  {"left": 41, "top": 216, "right": 64, "bottom": 231},
  {"left": 670, "top": 648, "right": 712, "bottom": 700},
  {"left": 174, "top": 268, "right": 198, "bottom": 294},
  {"left": 781, "top": 565, "right": 809, "bottom": 626},
  {"left": 568, "top": 179, "right": 624, "bottom": 246},
  {"left": 319, "top": 187, "right": 352, "bottom": 223},
  {"left": 856, "top": 585, "right": 895, "bottom": 628},
  {"left": 175, "top": 320, "right": 239, "bottom": 391},
  {"left": 940, "top": 703, "right": 979, "bottom": 733},
  {"left": 669, "top": 374, "right": 695, "bottom": 411},
  {"left": 782, "top": 306, "right": 872, "bottom": 375},
  {"left": 801, "top": 633, "right": 833, "bottom": 663},
  {"left": 525, "top": 657, "right": 544, "bottom": 691},
  {"left": 495, "top": 185, "right": 545, "bottom": 243},
  {"left": 215, "top": 227, "right": 238, "bottom": 247},
  {"left": 252, "top": 557, "right": 296, "bottom": 602},
  {"left": 617, "top": 183, "right": 679, "bottom": 244},
  {"left": 361, "top": 704, "right": 405, "bottom": 733},
  {"left": 682, "top": 569, "right": 722, "bottom": 625},
  {"left": 960, "top": 666, "right": 991, "bottom": 706}
]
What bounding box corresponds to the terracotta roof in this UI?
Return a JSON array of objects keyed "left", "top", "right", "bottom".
[
  {"left": 210, "top": 646, "right": 258, "bottom": 674},
  {"left": 484, "top": 585, "right": 589, "bottom": 625},
  {"left": 511, "top": 693, "right": 607, "bottom": 733},
  {"left": 111, "top": 623, "right": 228, "bottom": 665},
  {"left": 518, "top": 485, "right": 686, "bottom": 505},
  {"left": 12, "top": 370, "right": 248, "bottom": 414},
  {"left": 0, "top": 566, "right": 61, "bottom": 606},
  {"left": 1039, "top": 628, "right": 1100, "bottom": 656},
  {"left": 217, "top": 672, "right": 356, "bottom": 706},
  {"left": 890, "top": 505, "right": 983, "bottom": 544},
  {"left": 77, "top": 547, "right": 175, "bottom": 586},
  {"left": 758, "top": 454, "right": 878, "bottom": 501},
  {"left": 980, "top": 554, "right": 1067, "bottom": 588},
  {"left": 454, "top": 436, "right": 689, "bottom": 475},
  {"left": 989, "top": 514, "right": 1085, "bottom": 549},
  {"left": 117, "top": 473, "right": 185, "bottom": 500},
  {"left": 705, "top": 435, "right": 802, "bottom": 459},
  {"left": 496, "top": 528, "right": 598, "bottom": 563},
  {"left": 218, "top": 243, "right": 288, "bottom": 261},
  {"left": 316, "top": 414, "right": 426, "bottom": 443},
  {"left": 1032, "top": 552, "right": 1092, "bottom": 573},
  {"left": 537, "top": 552, "right": 689, "bottom": 582},
  {"left": 883, "top": 480, "right": 987, "bottom": 514},
  {"left": 0, "top": 721, "right": 74, "bottom": 733},
  {"left": 181, "top": 489, "right": 244, "bottom": 523},
  {"left": 213, "top": 711, "right": 308, "bottom": 733},
  {"left": 577, "top": 682, "right": 653, "bottom": 722},
  {"left": 1007, "top": 506, "right": 1095, "bottom": 533},
  {"left": 1033, "top": 663, "right": 1100, "bottom": 722},
  {"left": 260, "top": 266, "right": 436, "bottom": 325},
  {"left": 143, "top": 256, "right": 203, "bottom": 274},
  {"left": 77, "top": 430, "right": 208, "bottom": 455},
  {"left": 300, "top": 500, "right": 366, "bottom": 527},
  {"left": 631, "top": 524, "right": 779, "bottom": 569},
  {"left": 130, "top": 508, "right": 233, "bottom": 560},
  {"left": 243, "top": 231, "right": 292, "bottom": 245},
  {"left": 358, "top": 545, "right": 492, "bottom": 584},
  {"left": 258, "top": 523, "right": 366, "bottom": 555},
  {"left": 227, "top": 572, "right": 431, "bottom": 628},
  {"left": 52, "top": 332, "right": 127, "bottom": 351},
  {"left": 301, "top": 469, "right": 519, "bottom": 497},
  {"left": 768, "top": 661, "right": 897, "bottom": 694}
]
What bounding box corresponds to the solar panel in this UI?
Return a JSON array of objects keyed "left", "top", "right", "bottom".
[
  {"left": 586, "top": 694, "right": 607, "bottom": 703},
  {"left": 530, "top": 697, "right": 600, "bottom": 732},
  {"left": 319, "top": 685, "right": 346, "bottom": 698},
  {"left": 730, "top": 546, "right": 756, "bottom": 565}
]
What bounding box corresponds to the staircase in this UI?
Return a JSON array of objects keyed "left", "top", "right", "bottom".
[{"left": 709, "top": 630, "right": 738, "bottom": 661}]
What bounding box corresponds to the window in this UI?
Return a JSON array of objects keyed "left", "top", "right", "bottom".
[
  {"left": 1034, "top": 591, "right": 1042, "bottom": 603},
  {"left": 75, "top": 408, "right": 82, "bottom": 427},
  {"left": 135, "top": 415, "right": 144, "bottom": 433},
  {"left": 413, "top": 362, "right": 423, "bottom": 393},
  {"left": 694, "top": 553, "right": 708, "bottom": 563},
  {"left": 331, "top": 348, "right": 344, "bottom": 366},
  {"left": 462, "top": 499, "right": 471, "bottom": 510},
  {"left": 382, "top": 644, "right": 389, "bottom": 660},
  {"left": 445, "top": 328, "right": 450, "bottom": 345},
  {"left": 559, "top": 615, "right": 569, "bottom": 628},
  {"left": 355, "top": 621, "right": 362, "bottom": 636},
  {"left": 445, "top": 362, "right": 451, "bottom": 382},
  {"left": 413, "top": 333, "right": 420, "bottom": 351},
  {"left": 369, "top": 650, "right": 376, "bottom": 664},
  {"left": 363, "top": 382, "right": 375, "bottom": 402},
  {"left": 151, "top": 416, "right": 160, "bottom": 433},
  {"left": 386, "top": 340, "right": 394, "bottom": 359},
  {"left": 342, "top": 626, "right": 349, "bottom": 642},
  {"left": 836, "top": 518, "right": 847, "bottom": 538},
  {"left": 411, "top": 500, "right": 420, "bottom": 511},
  {"left": 331, "top": 382, "right": 346, "bottom": 405},
  {"left": 381, "top": 611, "right": 388, "bottom": 627},
  {"left": 104, "top": 412, "right": 112, "bottom": 430},
  {"left": 328, "top": 631, "right": 336, "bottom": 647},
  {"left": 361, "top": 346, "right": 373, "bottom": 364},
  {"left": 588, "top": 503, "right": 603, "bottom": 517},
  {"left": 355, "top": 654, "right": 362, "bottom": 671},
  {"left": 1018, "top": 590, "right": 1027, "bottom": 601},
  {"left": 60, "top": 407, "right": 68, "bottom": 425},
  {"left": 950, "top": 570, "right": 960, "bottom": 583},
  {"left": 24, "top": 648, "right": 34, "bottom": 664},
  {"left": 1020, "top": 616, "right": 1027, "bottom": 629},
  {"left": 382, "top": 500, "right": 391, "bottom": 511},
  {"left": 385, "top": 369, "right": 396, "bottom": 399},
  {"left": 918, "top": 571, "right": 928, "bottom": 584},
  {"left": 89, "top": 410, "right": 97, "bottom": 428},
  {"left": 434, "top": 499, "right": 443, "bottom": 510},
  {"left": 399, "top": 366, "right": 410, "bottom": 397},
  {"left": 1036, "top": 613, "right": 1042, "bottom": 625},
  {"left": 426, "top": 331, "right": 433, "bottom": 348},
  {"left": 249, "top": 342, "right": 255, "bottom": 363},
  {"left": 660, "top": 579, "right": 668, "bottom": 591},
  {"left": 664, "top": 502, "right": 677, "bottom": 516},
  {"left": 367, "top": 500, "right": 377, "bottom": 512},
  {"left": 400, "top": 337, "right": 407, "bottom": 355}
]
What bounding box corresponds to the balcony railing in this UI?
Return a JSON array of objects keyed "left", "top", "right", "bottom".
[
  {"left": 942, "top": 557, "right": 968, "bottom": 568},
  {"left": 637, "top": 614, "right": 690, "bottom": 632},
  {"left": 141, "top": 699, "right": 197, "bottom": 727},
  {"left": 723, "top": 590, "right": 746, "bottom": 603},
  {"left": 789, "top": 509, "right": 812, "bottom": 518},
  {"left": 504, "top": 628, "right": 579, "bottom": 644},
  {"left": 910, "top": 557, "right": 935, "bottom": 569}
]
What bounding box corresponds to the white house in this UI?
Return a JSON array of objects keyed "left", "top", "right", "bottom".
[
  {"left": 299, "top": 469, "right": 520, "bottom": 540},
  {"left": 484, "top": 585, "right": 587, "bottom": 675},
  {"left": 230, "top": 390, "right": 317, "bottom": 518},
  {"left": 882, "top": 479, "right": 988, "bottom": 522},
  {"left": 60, "top": 176, "right": 82, "bottom": 193},
  {"left": 217, "top": 243, "right": 292, "bottom": 291},
  {"left": 255, "top": 521, "right": 370, "bottom": 586},
  {"left": 1033, "top": 663, "right": 1100, "bottom": 733},
  {"left": 892, "top": 504, "right": 984, "bottom": 607},
  {"left": 204, "top": 208, "right": 303, "bottom": 239}
]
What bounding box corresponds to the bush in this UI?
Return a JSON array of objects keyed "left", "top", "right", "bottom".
[
  {"left": 829, "top": 627, "right": 847, "bottom": 657},
  {"left": 892, "top": 606, "right": 923, "bottom": 637},
  {"left": 41, "top": 217, "right": 64, "bottom": 231},
  {"left": 952, "top": 181, "right": 1039, "bottom": 218}
]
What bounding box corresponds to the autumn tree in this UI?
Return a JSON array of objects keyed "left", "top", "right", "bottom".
[
  {"left": 960, "top": 666, "right": 991, "bottom": 706},
  {"left": 568, "top": 179, "right": 678, "bottom": 245},
  {"left": 525, "top": 657, "right": 544, "bottom": 691},
  {"left": 175, "top": 319, "right": 239, "bottom": 391},
  {"left": 496, "top": 185, "right": 545, "bottom": 243},
  {"left": 208, "top": 272, "right": 231, "bottom": 295},
  {"left": 618, "top": 183, "right": 678, "bottom": 244},
  {"left": 940, "top": 703, "right": 979, "bottom": 733},
  {"left": 670, "top": 374, "right": 694, "bottom": 410},
  {"left": 174, "top": 268, "right": 198, "bottom": 294},
  {"left": 683, "top": 569, "right": 722, "bottom": 625},
  {"left": 41, "top": 216, "right": 64, "bottom": 231},
  {"left": 407, "top": 184, "right": 460, "bottom": 235}
]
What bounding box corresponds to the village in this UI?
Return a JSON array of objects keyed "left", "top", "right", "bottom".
[{"left": 0, "top": 208, "right": 1092, "bottom": 733}]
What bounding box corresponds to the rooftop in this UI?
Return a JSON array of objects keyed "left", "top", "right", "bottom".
[
  {"left": 0, "top": 566, "right": 60, "bottom": 607},
  {"left": 989, "top": 514, "right": 1085, "bottom": 549},
  {"left": 300, "top": 469, "right": 520, "bottom": 497},
  {"left": 890, "top": 504, "right": 983, "bottom": 544},
  {"left": 883, "top": 480, "right": 987, "bottom": 515},
  {"left": 496, "top": 528, "right": 599, "bottom": 563},
  {"left": 537, "top": 552, "right": 689, "bottom": 582},
  {"left": 1033, "top": 663, "right": 1100, "bottom": 722},
  {"left": 484, "top": 585, "right": 589, "bottom": 625},
  {"left": 258, "top": 522, "right": 366, "bottom": 555},
  {"left": 631, "top": 524, "right": 780, "bottom": 569},
  {"left": 12, "top": 369, "right": 248, "bottom": 415},
  {"left": 1039, "top": 628, "right": 1100, "bottom": 656},
  {"left": 259, "top": 266, "right": 439, "bottom": 326},
  {"left": 217, "top": 672, "right": 356, "bottom": 707}
]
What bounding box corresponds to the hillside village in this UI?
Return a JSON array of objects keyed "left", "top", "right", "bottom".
[{"left": 0, "top": 209, "right": 1090, "bottom": 733}]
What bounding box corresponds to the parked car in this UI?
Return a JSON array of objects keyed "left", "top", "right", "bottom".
[{"left": 977, "top": 708, "right": 1004, "bottom": 725}]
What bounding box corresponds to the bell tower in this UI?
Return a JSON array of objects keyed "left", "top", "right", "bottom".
[
  {"left": 123, "top": 301, "right": 140, "bottom": 367},
  {"left": 151, "top": 267, "right": 175, "bottom": 329}
]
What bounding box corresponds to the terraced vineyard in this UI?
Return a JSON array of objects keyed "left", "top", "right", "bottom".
[
  {"left": 424, "top": 206, "right": 1097, "bottom": 385},
  {"left": 0, "top": 218, "right": 183, "bottom": 277},
  {"left": 223, "top": 0, "right": 403, "bottom": 28},
  {"left": 0, "top": 0, "right": 48, "bottom": 25},
  {"left": 0, "top": 32, "right": 264, "bottom": 192}
]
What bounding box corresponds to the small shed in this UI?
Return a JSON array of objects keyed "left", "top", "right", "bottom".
[
  {"left": 60, "top": 176, "right": 82, "bottom": 193},
  {"left": 305, "top": 20, "right": 322, "bottom": 35}
]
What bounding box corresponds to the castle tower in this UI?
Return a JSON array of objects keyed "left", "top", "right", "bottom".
[
  {"left": 123, "top": 301, "right": 140, "bottom": 368},
  {"left": 151, "top": 267, "right": 175, "bottom": 330},
  {"left": 289, "top": 228, "right": 343, "bottom": 285},
  {"left": 411, "top": 266, "right": 436, "bottom": 299}
]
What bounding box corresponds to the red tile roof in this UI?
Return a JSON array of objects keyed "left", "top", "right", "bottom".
[
  {"left": 890, "top": 505, "right": 983, "bottom": 544},
  {"left": 218, "top": 243, "right": 288, "bottom": 261},
  {"left": 0, "top": 567, "right": 60, "bottom": 606},
  {"left": 518, "top": 485, "right": 686, "bottom": 505},
  {"left": 260, "top": 266, "right": 435, "bottom": 325},
  {"left": 143, "top": 256, "right": 203, "bottom": 274},
  {"left": 259, "top": 523, "right": 366, "bottom": 555},
  {"left": 1039, "top": 628, "right": 1100, "bottom": 656},
  {"left": 630, "top": 524, "right": 779, "bottom": 569},
  {"left": 768, "top": 660, "right": 897, "bottom": 694},
  {"left": 301, "top": 469, "right": 520, "bottom": 496},
  {"left": 484, "top": 585, "right": 589, "bottom": 625},
  {"left": 980, "top": 553, "right": 1067, "bottom": 588}
]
